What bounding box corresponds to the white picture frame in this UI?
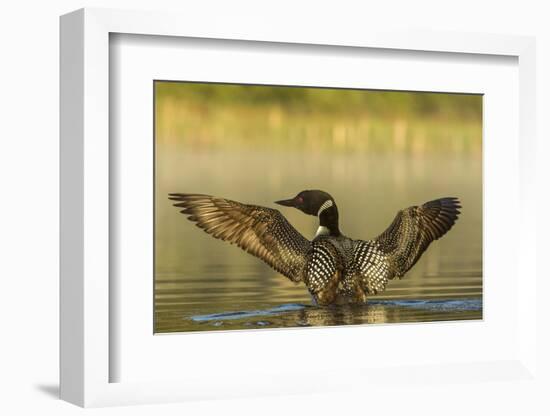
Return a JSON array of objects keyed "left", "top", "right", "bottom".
[{"left": 60, "top": 7, "right": 539, "bottom": 408}]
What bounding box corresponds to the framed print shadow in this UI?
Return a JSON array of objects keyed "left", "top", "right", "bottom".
[{"left": 154, "top": 82, "right": 483, "bottom": 333}]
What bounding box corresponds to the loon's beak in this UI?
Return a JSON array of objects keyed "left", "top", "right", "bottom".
[{"left": 275, "top": 198, "right": 296, "bottom": 207}]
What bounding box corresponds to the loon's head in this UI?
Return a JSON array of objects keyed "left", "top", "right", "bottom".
[
  {"left": 275, "top": 190, "right": 335, "bottom": 216},
  {"left": 275, "top": 190, "right": 340, "bottom": 236}
]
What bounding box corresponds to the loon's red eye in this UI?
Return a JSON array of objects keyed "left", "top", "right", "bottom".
[{"left": 296, "top": 196, "right": 304, "bottom": 204}]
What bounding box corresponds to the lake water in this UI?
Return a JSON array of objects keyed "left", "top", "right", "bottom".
[{"left": 155, "top": 144, "right": 482, "bottom": 333}]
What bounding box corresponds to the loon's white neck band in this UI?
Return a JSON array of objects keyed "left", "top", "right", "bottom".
[
  {"left": 315, "top": 225, "right": 330, "bottom": 237},
  {"left": 317, "top": 199, "right": 333, "bottom": 217}
]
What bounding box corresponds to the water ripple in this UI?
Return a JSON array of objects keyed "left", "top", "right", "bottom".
[
  {"left": 369, "top": 298, "right": 482, "bottom": 311},
  {"left": 190, "top": 298, "right": 482, "bottom": 323},
  {"left": 191, "top": 303, "right": 308, "bottom": 322}
]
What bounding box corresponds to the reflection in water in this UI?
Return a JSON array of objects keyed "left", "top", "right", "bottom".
[
  {"left": 156, "top": 299, "right": 482, "bottom": 332},
  {"left": 154, "top": 87, "right": 482, "bottom": 333}
]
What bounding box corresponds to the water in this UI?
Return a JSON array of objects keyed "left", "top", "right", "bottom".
[
  {"left": 155, "top": 146, "right": 482, "bottom": 333},
  {"left": 177, "top": 300, "right": 482, "bottom": 332}
]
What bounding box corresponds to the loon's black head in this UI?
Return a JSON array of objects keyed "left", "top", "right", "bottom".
[
  {"left": 275, "top": 190, "right": 335, "bottom": 216},
  {"left": 275, "top": 190, "right": 340, "bottom": 236}
]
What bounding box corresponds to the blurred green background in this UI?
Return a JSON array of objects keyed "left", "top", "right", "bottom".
[
  {"left": 155, "top": 82, "right": 482, "bottom": 154},
  {"left": 154, "top": 81, "right": 482, "bottom": 333}
]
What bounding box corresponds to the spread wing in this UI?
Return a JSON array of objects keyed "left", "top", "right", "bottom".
[
  {"left": 168, "top": 193, "right": 310, "bottom": 282},
  {"left": 351, "top": 197, "right": 461, "bottom": 296},
  {"left": 373, "top": 197, "right": 461, "bottom": 278}
]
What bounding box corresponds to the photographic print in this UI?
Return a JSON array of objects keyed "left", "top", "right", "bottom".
[{"left": 155, "top": 81, "right": 482, "bottom": 333}]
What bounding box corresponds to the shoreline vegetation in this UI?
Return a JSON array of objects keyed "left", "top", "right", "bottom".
[{"left": 155, "top": 81, "right": 482, "bottom": 155}]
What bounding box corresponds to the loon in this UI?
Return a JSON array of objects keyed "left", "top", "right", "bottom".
[{"left": 168, "top": 191, "right": 461, "bottom": 305}]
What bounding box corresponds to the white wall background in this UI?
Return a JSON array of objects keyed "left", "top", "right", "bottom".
[{"left": 1, "top": 1, "right": 548, "bottom": 415}]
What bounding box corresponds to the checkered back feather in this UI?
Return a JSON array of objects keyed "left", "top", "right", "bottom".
[{"left": 352, "top": 241, "right": 391, "bottom": 294}]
